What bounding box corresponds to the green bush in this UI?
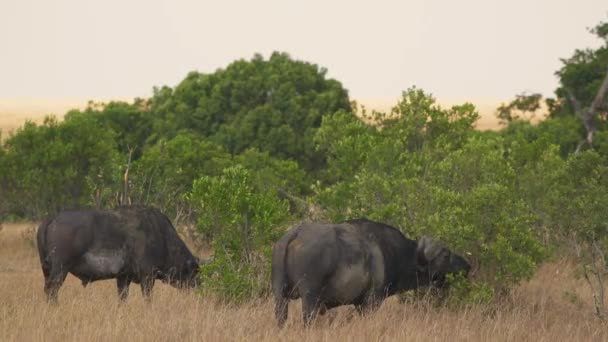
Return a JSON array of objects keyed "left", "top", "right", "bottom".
[
  {"left": 150, "top": 52, "right": 352, "bottom": 172},
  {"left": 545, "top": 151, "right": 608, "bottom": 246},
  {"left": 2, "top": 46, "right": 607, "bottom": 312},
  {"left": 189, "top": 166, "right": 291, "bottom": 302},
  {"left": 314, "top": 89, "right": 547, "bottom": 299},
  {"left": 1, "top": 114, "right": 121, "bottom": 218},
  {"left": 441, "top": 274, "right": 495, "bottom": 307},
  {"left": 130, "top": 134, "right": 232, "bottom": 221}
]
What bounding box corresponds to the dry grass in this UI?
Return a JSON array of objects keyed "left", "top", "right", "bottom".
[{"left": 1, "top": 223, "right": 607, "bottom": 341}]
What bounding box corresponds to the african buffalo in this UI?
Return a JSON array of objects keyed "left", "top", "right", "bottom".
[
  {"left": 36, "top": 206, "right": 200, "bottom": 303},
  {"left": 271, "top": 219, "right": 471, "bottom": 327}
]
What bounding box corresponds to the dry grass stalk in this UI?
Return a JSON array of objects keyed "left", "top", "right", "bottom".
[{"left": 1, "top": 223, "right": 607, "bottom": 341}]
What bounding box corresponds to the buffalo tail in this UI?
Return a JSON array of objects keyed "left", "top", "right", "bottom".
[
  {"left": 271, "top": 226, "right": 299, "bottom": 328},
  {"left": 36, "top": 216, "right": 54, "bottom": 273}
]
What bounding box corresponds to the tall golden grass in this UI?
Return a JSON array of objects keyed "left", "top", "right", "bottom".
[{"left": 1, "top": 223, "right": 606, "bottom": 341}]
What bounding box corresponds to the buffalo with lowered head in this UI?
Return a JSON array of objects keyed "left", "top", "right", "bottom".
[
  {"left": 36, "top": 206, "right": 200, "bottom": 303},
  {"left": 271, "top": 219, "right": 471, "bottom": 327}
]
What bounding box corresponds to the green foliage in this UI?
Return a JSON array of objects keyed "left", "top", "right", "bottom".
[
  {"left": 546, "top": 151, "right": 608, "bottom": 241},
  {"left": 2, "top": 40, "right": 608, "bottom": 311},
  {"left": 2, "top": 114, "right": 121, "bottom": 218},
  {"left": 130, "top": 134, "right": 232, "bottom": 220},
  {"left": 543, "top": 150, "right": 608, "bottom": 317},
  {"left": 314, "top": 88, "right": 546, "bottom": 297},
  {"left": 196, "top": 252, "right": 259, "bottom": 304},
  {"left": 499, "top": 116, "right": 583, "bottom": 158},
  {"left": 130, "top": 134, "right": 308, "bottom": 223},
  {"left": 314, "top": 109, "right": 377, "bottom": 183},
  {"left": 431, "top": 138, "right": 547, "bottom": 290},
  {"left": 552, "top": 20, "right": 608, "bottom": 119},
  {"left": 77, "top": 99, "right": 153, "bottom": 157},
  {"left": 233, "top": 148, "right": 309, "bottom": 197},
  {"left": 0, "top": 141, "right": 8, "bottom": 218},
  {"left": 189, "top": 166, "right": 291, "bottom": 302},
  {"left": 496, "top": 92, "right": 543, "bottom": 124},
  {"left": 150, "top": 52, "right": 352, "bottom": 172},
  {"left": 445, "top": 273, "right": 495, "bottom": 306}
]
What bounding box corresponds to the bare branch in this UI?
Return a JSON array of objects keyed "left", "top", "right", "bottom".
[
  {"left": 122, "top": 147, "right": 134, "bottom": 205},
  {"left": 571, "top": 233, "right": 608, "bottom": 320},
  {"left": 592, "top": 240, "right": 607, "bottom": 318},
  {"left": 589, "top": 65, "right": 608, "bottom": 116},
  {"left": 468, "top": 254, "right": 481, "bottom": 278},
  {"left": 568, "top": 66, "right": 608, "bottom": 152},
  {"left": 565, "top": 89, "right": 583, "bottom": 116}
]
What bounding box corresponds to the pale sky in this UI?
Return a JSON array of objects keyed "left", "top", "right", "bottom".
[{"left": 0, "top": 0, "right": 606, "bottom": 103}]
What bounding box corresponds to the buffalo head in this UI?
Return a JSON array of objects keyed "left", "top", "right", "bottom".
[
  {"left": 416, "top": 236, "right": 471, "bottom": 288},
  {"left": 166, "top": 257, "right": 200, "bottom": 289},
  {"left": 182, "top": 257, "right": 200, "bottom": 288}
]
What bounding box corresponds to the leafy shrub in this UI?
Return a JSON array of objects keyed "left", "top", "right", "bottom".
[
  {"left": 1, "top": 114, "right": 121, "bottom": 218},
  {"left": 130, "top": 134, "right": 232, "bottom": 222},
  {"left": 445, "top": 274, "right": 495, "bottom": 306},
  {"left": 314, "top": 89, "right": 547, "bottom": 299},
  {"left": 189, "top": 166, "right": 291, "bottom": 302},
  {"left": 150, "top": 52, "right": 352, "bottom": 172}
]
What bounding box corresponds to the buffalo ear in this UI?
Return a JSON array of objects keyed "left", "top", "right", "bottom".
[
  {"left": 416, "top": 236, "right": 431, "bottom": 271},
  {"left": 416, "top": 252, "right": 427, "bottom": 272},
  {"left": 416, "top": 236, "right": 443, "bottom": 270}
]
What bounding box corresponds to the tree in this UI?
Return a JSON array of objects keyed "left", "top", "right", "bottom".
[
  {"left": 2, "top": 114, "right": 121, "bottom": 218},
  {"left": 496, "top": 92, "right": 543, "bottom": 124},
  {"left": 546, "top": 151, "right": 608, "bottom": 318},
  {"left": 314, "top": 89, "right": 546, "bottom": 299},
  {"left": 150, "top": 52, "right": 352, "bottom": 172},
  {"left": 553, "top": 21, "right": 608, "bottom": 152},
  {"left": 74, "top": 99, "right": 153, "bottom": 158},
  {"left": 189, "top": 166, "right": 291, "bottom": 302},
  {"left": 130, "top": 133, "right": 232, "bottom": 224},
  {"left": 0, "top": 140, "right": 8, "bottom": 219},
  {"left": 129, "top": 135, "right": 309, "bottom": 226},
  {"left": 233, "top": 148, "right": 309, "bottom": 198}
]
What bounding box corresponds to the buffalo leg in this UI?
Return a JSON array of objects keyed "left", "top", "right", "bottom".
[
  {"left": 41, "top": 264, "right": 50, "bottom": 281},
  {"left": 117, "top": 276, "right": 131, "bottom": 302},
  {"left": 44, "top": 267, "right": 68, "bottom": 303},
  {"left": 274, "top": 295, "right": 289, "bottom": 328},
  {"left": 140, "top": 276, "right": 155, "bottom": 302},
  {"left": 301, "top": 292, "right": 322, "bottom": 327},
  {"left": 355, "top": 292, "right": 383, "bottom": 316},
  {"left": 40, "top": 264, "right": 50, "bottom": 297}
]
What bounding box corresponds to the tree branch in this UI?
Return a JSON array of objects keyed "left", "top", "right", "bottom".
[
  {"left": 592, "top": 239, "right": 607, "bottom": 318},
  {"left": 122, "top": 147, "right": 134, "bottom": 205},
  {"left": 589, "top": 65, "right": 608, "bottom": 116},
  {"left": 569, "top": 66, "right": 608, "bottom": 152}
]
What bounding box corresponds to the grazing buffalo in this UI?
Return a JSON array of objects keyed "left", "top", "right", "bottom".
[
  {"left": 36, "top": 206, "right": 200, "bottom": 303},
  {"left": 271, "top": 219, "right": 471, "bottom": 327}
]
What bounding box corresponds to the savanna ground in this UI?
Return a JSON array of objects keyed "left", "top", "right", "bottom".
[{"left": 1, "top": 222, "right": 607, "bottom": 342}]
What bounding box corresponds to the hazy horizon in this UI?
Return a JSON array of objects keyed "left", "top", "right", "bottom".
[
  {"left": 0, "top": 96, "right": 516, "bottom": 138},
  {"left": 1, "top": 1, "right": 605, "bottom": 135}
]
